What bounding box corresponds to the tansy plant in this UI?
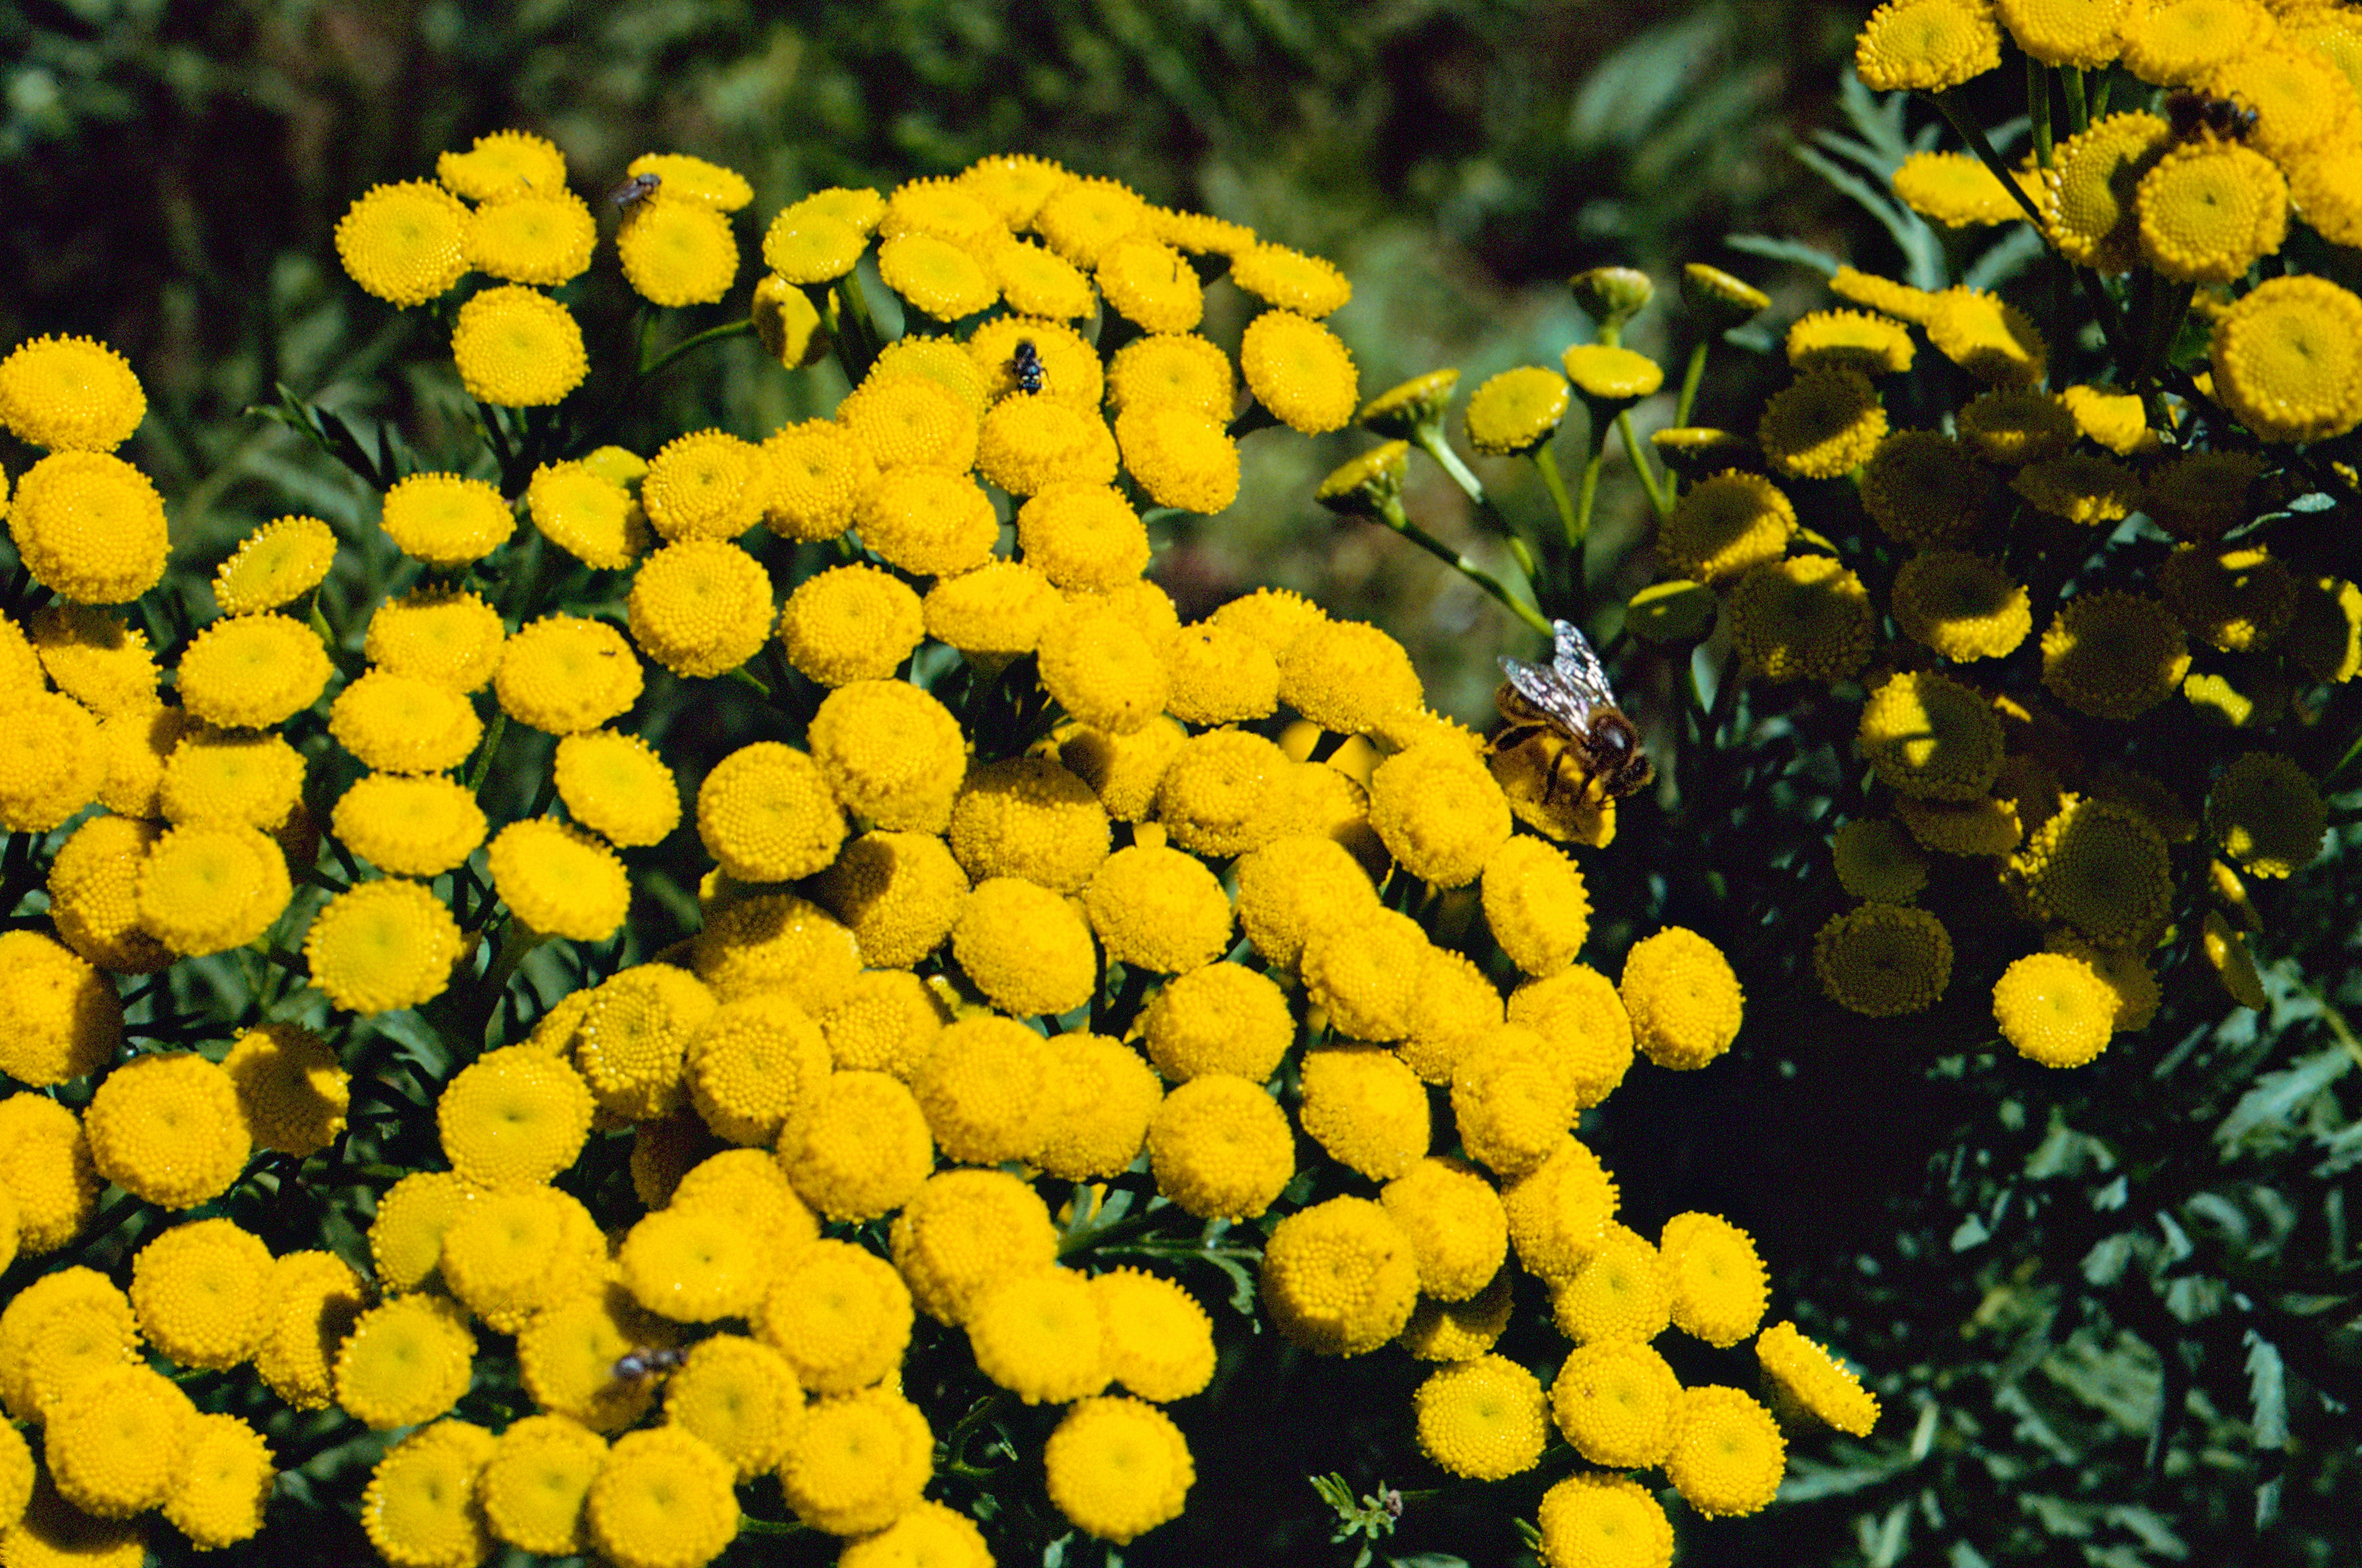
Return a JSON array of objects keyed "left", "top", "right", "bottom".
[
  {"left": 0, "top": 130, "right": 1877, "bottom": 1568},
  {"left": 1313, "top": 2, "right": 2362, "bottom": 1562}
]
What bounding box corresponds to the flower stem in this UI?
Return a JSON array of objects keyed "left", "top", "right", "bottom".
[
  {"left": 1371, "top": 498, "right": 1551, "bottom": 637},
  {"left": 2062, "top": 66, "right": 2090, "bottom": 136},
  {"left": 1530, "top": 445, "right": 1580, "bottom": 549},
  {"left": 637, "top": 317, "right": 754, "bottom": 379},
  {"left": 1929, "top": 90, "right": 2050, "bottom": 231},
  {"left": 2027, "top": 55, "right": 2054, "bottom": 168},
  {"left": 1675, "top": 340, "right": 1710, "bottom": 427},
  {"left": 1614, "top": 409, "right": 1672, "bottom": 520},
  {"left": 830, "top": 273, "right": 884, "bottom": 383},
  {"left": 1411, "top": 425, "right": 1542, "bottom": 585}
]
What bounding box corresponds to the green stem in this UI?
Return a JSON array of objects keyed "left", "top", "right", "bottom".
[
  {"left": 2062, "top": 66, "right": 2090, "bottom": 136},
  {"left": 1411, "top": 425, "right": 1542, "bottom": 585},
  {"left": 1530, "top": 445, "right": 1580, "bottom": 550},
  {"left": 1370, "top": 498, "right": 1552, "bottom": 636},
  {"left": 1675, "top": 340, "right": 1710, "bottom": 428},
  {"left": 830, "top": 273, "right": 884, "bottom": 383},
  {"left": 1227, "top": 401, "right": 1282, "bottom": 440},
  {"left": 2026, "top": 55, "right": 2054, "bottom": 168},
  {"left": 466, "top": 713, "right": 508, "bottom": 796},
  {"left": 1570, "top": 420, "right": 1609, "bottom": 597},
  {"left": 1614, "top": 408, "right": 1672, "bottom": 520},
  {"left": 1930, "top": 90, "right": 2050, "bottom": 231},
  {"left": 637, "top": 318, "right": 754, "bottom": 379}
]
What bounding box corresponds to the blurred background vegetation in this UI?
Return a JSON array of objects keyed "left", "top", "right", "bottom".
[{"left": 7, "top": 3, "right": 2356, "bottom": 1566}]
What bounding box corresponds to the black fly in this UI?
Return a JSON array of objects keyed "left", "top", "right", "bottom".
[
  {"left": 610, "top": 1345, "right": 688, "bottom": 1383},
  {"left": 607, "top": 171, "right": 662, "bottom": 217},
  {"left": 2163, "top": 90, "right": 2258, "bottom": 143},
  {"left": 1011, "top": 337, "right": 1045, "bottom": 395}
]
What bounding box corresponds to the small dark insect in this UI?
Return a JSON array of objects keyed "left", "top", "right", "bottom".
[
  {"left": 610, "top": 1345, "right": 688, "bottom": 1383},
  {"left": 2164, "top": 90, "right": 2259, "bottom": 143},
  {"left": 607, "top": 171, "right": 662, "bottom": 216},
  {"left": 1491, "top": 619, "right": 1653, "bottom": 807},
  {"left": 1010, "top": 337, "right": 1046, "bottom": 395}
]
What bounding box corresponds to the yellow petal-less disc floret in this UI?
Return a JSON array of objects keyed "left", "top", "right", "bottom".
[
  {"left": 838, "top": 371, "right": 981, "bottom": 471},
  {"left": 32, "top": 604, "right": 158, "bottom": 718},
  {"left": 1892, "top": 550, "right": 2031, "bottom": 661},
  {"left": 761, "top": 419, "right": 877, "bottom": 544},
  {"left": 1620, "top": 926, "right": 1743, "bottom": 1071},
  {"left": 1727, "top": 555, "right": 1876, "bottom": 685},
  {"left": 758, "top": 1236, "right": 913, "bottom": 1393},
  {"left": 7, "top": 452, "right": 171, "bottom": 603},
  {"left": 213, "top": 514, "right": 337, "bottom": 615},
  {"left": 1658, "top": 469, "right": 1796, "bottom": 585},
  {"left": 1659, "top": 1211, "right": 1770, "bottom": 1347},
  {"left": 516, "top": 1282, "right": 674, "bottom": 1433},
  {"left": 1535, "top": 1471, "right": 1674, "bottom": 1568},
  {"left": 855, "top": 468, "right": 1000, "bottom": 576},
  {"left": 464, "top": 189, "right": 596, "bottom": 285},
  {"left": 1106, "top": 333, "right": 1236, "bottom": 420},
  {"left": 85, "top": 1051, "right": 247, "bottom": 1209},
  {"left": 1924, "top": 288, "right": 2048, "bottom": 387},
  {"left": 1381, "top": 1156, "right": 1510, "bottom": 1302},
  {"left": 1083, "top": 843, "right": 1234, "bottom": 973},
  {"left": 1112, "top": 400, "right": 1241, "bottom": 513},
  {"left": 967, "top": 1267, "right": 1110, "bottom": 1405},
  {"left": 0, "top": 335, "right": 146, "bottom": 452},
  {"left": 438, "top": 1046, "right": 595, "bottom": 1188},
  {"left": 330, "top": 670, "right": 482, "bottom": 774},
  {"left": 222, "top": 1023, "right": 347, "bottom": 1157},
  {"left": 1550, "top": 1222, "right": 1671, "bottom": 1345},
  {"left": 639, "top": 428, "right": 769, "bottom": 543},
  {"left": 489, "top": 819, "right": 632, "bottom": 942},
  {"left": 2210, "top": 275, "right": 2362, "bottom": 444},
  {"left": 627, "top": 539, "right": 775, "bottom": 679},
  {"left": 2138, "top": 139, "right": 2288, "bottom": 283},
  {"left": 303, "top": 878, "right": 464, "bottom": 1015},
  {"left": 379, "top": 471, "right": 514, "bottom": 567},
  {"left": 618, "top": 199, "right": 738, "bottom": 307},
  {"left": 0, "top": 688, "right": 103, "bottom": 833},
  {"left": 949, "top": 877, "right": 1098, "bottom": 1018},
  {"left": 1549, "top": 1340, "right": 1681, "bottom": 1469},
  {"left": 878, "top": 232, "right": 1000, "bottom": 321},
  {"left": 808, "top": 678, "right": 968, "bottom": 834},
  {"left": 0, "top": 929, "right": 119, "bottom": 1085},
  {"left": 1994, "top": 951, "right": 2118, "bottom": 1066},
  {"left": 497, "top": 614, "right": 645, "bottom": 734},
  {"left": 1891, "top": 150, "right": 2028, "bottom": 227},
  {"left": 45, "top": 1362, "right": 196, "bottom": 1518},
  {"left": 174, "top": 613, "right": 330, "bottom": 729},
  {"left": 2123, "top": 0, "right": 2274, "bottom": 86},
  {"left": 527, "top": 461, "right": 649, "bottom": 569},
  {"left": 451, "top": 285, "right": 588, "bottom": 407},
  {"left": 1813, "top": 904, "right": 1953, "bottom": 1016},
  {"left": 1666, "top": 1384, "right": 1786, "bottom": 1517},
  {"left": 1097, "top": 236, "right": 1203, "bottom": 333},
  {"left": 1861, "top": 429, "right": 1995, "bottom": 544},
  {"left": 136, "top": 820, "right": 293, "bottom": 957},
  {"left": 812, "top": 829, "right": 970, "bottom": 969},
  {"left": 1035, "top": 176, "right": 1153, "bottom": 267},
  {"left": 947, "top": 755, "right": 1109, "bottom": 894},
  {"left": 438, "top": 128, "right": 566, "bottom": 201},
  {"left": 777, "top": 1387, "right": 933, "bottom": 1537},
  {"left": 1147, "top": 1075, "right": 1294, "bottom": 1220},
  {"left": 778, "top": 564, "right": 923, "bottom": 687},
  {"left": 1756, "top": 1320, "right": 1881, "bottom": 1436},
  {"left": 1756, "top": 369, "right": 1887, "bottom": 477},
  {"left": 589, "top": 1425, "right": 741, "bottom": 1568},
  {"left": 1367, "top": 744, "right": 1511, "bottom": 888},
  {"left": 618, "top": 1206, "right": 770, "bottom": 1324},
  {"left": 128, "top": 1217, "right": 272, "bottom": 1371},
  {"left": 1855, "top": 0, "right": 2004, "bottom": 91},
  {"left": 1299, "top": 1044, "right": 1430, "bottom": 1181},
  {"left": 478, "top": 1415, "right": 606, "bottom": 1557},
  {"left": 2041, "top": 591, "right": 2190, "bottom": 720},
  {"left": 628, "top": 153, "right": 753, "bottom": 211},
  {"left": 1043, "top": 1396, "right": 1193, "bottom": 1545},
  {"left": 2207, "top": 751, "right": 2326, "bottom": 878},
  {"left": 694, "top": 741, "right": 845, "bottom": 874},
  {"left": 1464, "top": 366, "right": 1570, "bottom": 456},
  {"left": 1231, "top": 239, "right": 1352, "bottom": 316},
  {"left": 47, "top": 814, "right": 172, "bottom": 975},
  {"left": 552, "top": 730, "right": 679, "bottom": 848},
  {"left": 1090, "top": 1268, "right": 1216, "bottom": 1402},
  {"left": 335, "top": 180, "right": 469, "bottom": 306},
  {"left": 1259, "top": 1195, "right": 1419, "bottom": 1355},
  {"left": 1856, "top": 670, "right": 2004, "bottom": 801},
  {"left": 1414, "top": 1354, "right": 1548, "bottom": 1481},
  {"left": 988, "top": 237, "right": 1097, "bottom": 318},
  {"left": 2013, "top": 796, "right": 2174, "bottom": 948},
  {"left": 686, "top": 992, "right": 831, "bottom": 1147},
  {"left": 975, "top": 394, "right": 1119, "bottom": 495},
  {"left": 165, "top": 1410, "right": 273, "bottom": 1549},
  {"left": 776, "top": 1071, "right": 933, "bottom": 1222},
  {"left": 331, "top": 773, "right": 487, "bottom": 876},
  {"left": 2046, "top": 111, "right": 2174, "bottom": 271},
  {"left": 661, "top": 1334, "right": 802, "bottom": 1479}
]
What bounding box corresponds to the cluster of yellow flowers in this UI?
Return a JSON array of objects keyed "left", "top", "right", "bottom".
[
  {"left": 1313, "top": 1, "right": 2356, "bottom": 1086},
  {"left": 0, "top": 126, "right": 1886, "bottom": 1566}
]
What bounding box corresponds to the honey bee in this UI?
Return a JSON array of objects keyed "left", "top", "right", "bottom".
[
  {"left": 1490, "top": 619, "right": 1652, "bottom": 807},
  {"left": 2163, "top": 89, "right": 2258, "bottom": 143},
  {"left": 609, "top": 1345, "right": 688, "bottom": 1384},
  {"left": 606, "top": 170, "right": 662, "bottom": 217}
]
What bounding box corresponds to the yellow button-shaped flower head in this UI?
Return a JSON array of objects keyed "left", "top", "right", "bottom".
[
  {"left": 619, "top": 1207, "right": 769, "bottom": 1325},
  {"left": 554, "top": 730, "right": 679, "bottom": 848},
  {"left": 2210, "top": 275, "right": 2362, "bottom": 444},
  {"left": 451, "top": 285, "right": 587, "bottom": 407},
  {"left": 1261, "top": 1196, "right": 1419, "bottom": 1355},
  {"left": 839, "top": 372, "right": 980, "bottom": 472},
  {"left": 949, "top": 878, "right": 1097, "bottom": 1019},
  {"left": 693, "top": 890, "right": 863, "bottom": 1010},
  {"left": 489, "top": 819, "right": 631, "bottom": 943},
  {"left": 1042, "top": 1396, "right": 1192, "bottom": 1545},
  {"left": 438, "top": 1044, "right": 595, "bottom": 1188},
  {"left": 86, "top": 1050, "right": 249, "bottom": 1209},
  {"left": 332, "top": 773, "right": 488, "bottom": 877},
  {"left": 1300, "top": 1043, "right": 1429, "bottom": 1182},
  {"left": 1097, "top": 236, "right": 1203, "bottom": 333},
  {"left": 1083, "top": 843, "right": 1233, "bottom": 974},
  {"left": 379, "top": 471, "right": 513, "bottom": 568},
  {"left": 1993, "top": 950, "right": 2119, "bottom": 1068},
  {"left": 758, "top": 1236, "right": 914, "bottom": 1394},
  {"left": 335, "top": 179, "right": 468, "bottom": 305},
  {"left": 810, "top": 679, "right": 968, "bottom": 834},
  {"left": 163, "top": 1410, "right": 272, "bottom": 1550},
  {"left": 1414, "top": 1354, "right": 1547, "bottom": 1481},
  {"left": 618, "top": 198, "right": 739, "bottom": 307},
  {"left": 1550, "top": 1339, "right": 1681, "bottom": 1469},
  {"left": 1304, "top": 908, "right": 1434, "bottom": 1043},
  {"left": 129, "top": 1217, "right": 273, "bottom": 1371},
  {"left": 1856, "top": 670, "right": 2004, "bottom": 801},
  {"left": 1112, "top": 401, "right": 1239, "bottom": 513},
  {"left": 2208, "top": 751, "right": 2325, "bottom": 879},
  {"left": 1241, "top": 309, "right": 1358, "bottom": 434},
  {"left": 1549, "top": 1221, "right": 1672, "bottom": 1346},
  {"left": 1659, "top": 1211, "right": 1770, "bottom": 1347},
  {"left": 2137, "top": 139, "right": 2288, "bottom": 283},
  {"left": 878, "top": 233, "right": 998, "bottom": 321},
  {"left": 2045, "top": 111, "right": 2173, "bottom": 272},
  {"left": 303, "top": 878, "right": 464, "bottom": 1015},
  {"left": 1620, "top": 926, "right": 1743, "bottom": 1071},
  {"left": 1106, "top": 333, "right": 1235, "bottom": 420},
  {"left": 685, "top": 991, "right": 829, "bottom": 1148},
  {"left": 913, "top": 1013, "right": 1054, "bottom": 1164},
  {"left": 1667, "top": 1384, "right": 1787, "bottom": 1518},
  {"left": 778, "top": 563, "right": 924, "bottom": 688},
  {"left": 2013, "top": 795, "right": 2173, "bottom": 948},
  {"left": 1036, "top": 177, "right": 1152, "bottom": 267},
  {"left": 1659, "top": 469, "right": 1796, "bottom": 584},
  {"left": 331, "top": 670, "right": 483, "bottom": 774},
  {"left": 0, "top": 929, "right": 119, "bottom": 1086},
  {"left": 924, "top": 561, "right": 1063, "bottom": 659},
  {"left": 627, "top": 539, "right": 774, "bottom": 679},
  {"left": 1142, "top": 961, "right": 1293, "bottom": 1081},
  {"left": 361, "top": 1421, "right": 496, "bottom": 1568},
  {"left": 1090, "top": 1267, "right": 1215, "bottom": 1403},
  {"left": 9, "top": 452, "right": 169, "bottom": 604},
  {"left": 1758, "top": 368, "right": 1888, "bottom": 476},
  {"left": 1756, "top": 1320, "right": 1882, "bottom": 1437},
  {"left": 464, "top": 190, "right": 596, "bottom": 286},
  {"left": 776, "top": 1386, "right": 933, "bottom": 1537},
  {"left": 335, "top": 1294, "right": 475, "bottom": 1431},
  {"left": 888, "top": 1168, "right": 1056, "bottom": 1326},
  {"left": 222, "top": 1023, "right": 347, "bottom": 1157},
  {"left": 438, "top": 129, "right": 566, "bottom": 201},
  {"left": 1381, "top": 1157, "right": 1509, "bottom": 1303},
  {"left": 1854, "top": 0, "right": 2003, "bottom": 90},
  {"left": 662, "top": 1334, "right": 803, "bottom": 1479},
  {"left": 175, "top": 614, "right": 330, "bottom": 729},
  {"left": 967, "top": 1267, "right": 1109, "bottom": 1405},
  {"left": 1812, "top": 904, "right": 1954, "bottom": 1018},
  {"left": 516, "top": 1282, "right": 673, "bottom": 1434},
  {"left": 572, "top": 962, "right": 714, "bottom": 1121},
  {"left": 1033, "top": 1032, "right": 1163, "bottom": 1183},
  {"left": 839, "top": 1501, "right": 994, "bottom": 1568},
  {"left": 440, "top": 1187, "right": 604, "bottom": 1335},
  {"left": 47, "top": 1363, "right": 195, "bottom": 1518},
  {"left": 478, "top": 1415, "right": 607, "bottom": 1557},
  {"left": 0, "top": 335, "right": 146, "bottom": 452},
  {"left": 1536, "top": 1471, "right": 1674, "bottom": 1568},
  {"left": 1368, "top": 743, "right": 1512, "bottom": 889},
  {"left": 254, "top": 1251, "right": 365, "bottom": 1412},
  {"left": 694, "top": 743, "right": 843, "bottom": 884},
  {"left": 947, "top": 755, "right": 1109, "bottom": 895},
  {"left": 526, "top": 461, "right": 650, "bottom": 569}
]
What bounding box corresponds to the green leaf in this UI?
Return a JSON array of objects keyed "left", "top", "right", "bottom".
[
  {"left": 2217, "top": 1044, "right": 2349, "bottom": 1147},
  {"left": 2243, "top": 1330, "right": 2288, "bottom": 1448}
]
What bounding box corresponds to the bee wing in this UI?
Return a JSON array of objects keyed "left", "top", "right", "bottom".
[{"left": 1498, "top": 619, "right": 1620, "bottom": 730}]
